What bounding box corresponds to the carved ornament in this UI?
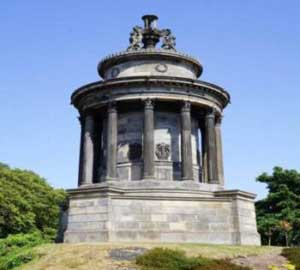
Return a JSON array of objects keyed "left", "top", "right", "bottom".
[{"left": 155, "top": 143, "right": 170, "bottom": 160}]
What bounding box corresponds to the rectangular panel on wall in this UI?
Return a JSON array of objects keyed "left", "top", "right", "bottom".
[{"left": 117, "top": 112, "right": 143, "bottom": 180}]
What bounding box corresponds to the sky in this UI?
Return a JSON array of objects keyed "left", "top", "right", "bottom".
[{"left": 0, "top": 1, "right": 299, "bottom": 200}]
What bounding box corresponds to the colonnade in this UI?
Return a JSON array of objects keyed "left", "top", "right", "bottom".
[{"left": 78, "top": 100, "right": 224, "bottom": 186}]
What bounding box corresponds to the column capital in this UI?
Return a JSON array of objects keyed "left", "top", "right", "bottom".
[
  {"left": 181, "top": 100, "right": 191, "bottom": 112},
  {"left": 216, "top": 115, "right": 223, "bottom": 125},
  {"left": 206, "top": 108, "right": 217, "bottom": 119},
  {"left": 107, "top": 102, "right": 117, "bottom": 113},
  {"left": 144, "top": 98, "right": 154, "bottom": 109}
]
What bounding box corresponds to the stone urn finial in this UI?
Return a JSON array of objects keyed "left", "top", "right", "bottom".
[
  {"left": 142, "top": 14, "right": 158, "bottom": 29},
  {"left": 141, "top": 14, "right": 160, "bottom": 49},
  {"left": 127, "top": 15, "right": 177, "bottom": 51}
]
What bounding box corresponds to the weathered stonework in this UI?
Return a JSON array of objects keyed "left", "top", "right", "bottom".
[
  {"left": 64, "top": 184, "right": 260, "bottom": 245},
  {"left": 64, "top": 15, "right": 261, "bottom": 245}
]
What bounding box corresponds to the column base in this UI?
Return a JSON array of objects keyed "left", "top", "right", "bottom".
[
  {"left": 142, "top": 176, "right": 155, "bottom": 180},
  {"left": 209, "top": 180, "right": 219, "bottom": 184},
  {"left": 79, "top": 182, "right": 94, "bottom": 187},
  {"left": 181, "top": 177, "right": 195, "bottom": 181},
  {"left": 104, "top": 177, "right": 118, "bottom": 182}
]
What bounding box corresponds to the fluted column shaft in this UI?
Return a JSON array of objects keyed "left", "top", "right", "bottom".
[
  {"left": 143, "top": 99, "right": 155, "bottom": 179},
  {"left": 181, "top": 101, "right": 193, "bottom": 180},
  {"left": 80, "top": 113, "right": 95, "bottom": 185},
  {"left": 205, "top": 110, "right": 218, "bottom": 183},
  {"left": 106, "top": 103, "right": 118, "bottom": 180},
  {"left": 215, "top": 116, "right": 224, "bottom": 185},
  {"left": 200, "top": 122, "right": 208, "bottom": 183}
]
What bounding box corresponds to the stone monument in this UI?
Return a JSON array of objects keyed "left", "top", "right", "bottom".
[{"left": 64, "top": 15, "right": 261, "bottom": 245}]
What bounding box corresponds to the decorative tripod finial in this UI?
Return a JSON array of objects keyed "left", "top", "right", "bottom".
[{"left": 127, "top": 15, "right": 176, "bottom": 51}]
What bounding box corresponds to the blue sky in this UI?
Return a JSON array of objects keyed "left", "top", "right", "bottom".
[{"left": 0, "top": 1, "right": 299, "bottom": 199}]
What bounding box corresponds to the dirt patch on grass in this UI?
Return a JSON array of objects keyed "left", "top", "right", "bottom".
[{"left": 231, "top": 251, "right": 288, "bottom": 270}]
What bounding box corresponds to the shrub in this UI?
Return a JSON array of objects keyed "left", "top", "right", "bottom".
[
  {"left": 0, "top": 163, "right": 67, "bottom": 238},
  {"left": 0, "top": 231, "right": 44, "bottom": 256},
  {"left": 0, "top": 232, "right": 47, "bottom": 270},
  {"left": 0, "top": 249, "right": 36, "bottom": 270},
  {"left": 136, "top": 247, "right": 251, "bottom": 270},
  {"left": 282, "top": 248, "right": 300, "bottom": 270}
]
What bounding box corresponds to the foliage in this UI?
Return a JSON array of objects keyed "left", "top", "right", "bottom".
[
  {"left": 136, "top": 247, "right": 205, "bottom": 270},
  {"left": 282, "top": 248, "right": 300, "bottom": 270},
  {"left": 0, "top": 232, "right": 47, "bottom": 270},
  {"left": 268, "top": 263, "right": 296, "bottom": 270},
  {"left": 255, "top": 167, "right": 300, "bottom": 246},
  {"left": 135, "top": 247, "right": 251, "bottom": 270},
  {"left": 0, "top": 163, "right": 67, "bottom": 238}
]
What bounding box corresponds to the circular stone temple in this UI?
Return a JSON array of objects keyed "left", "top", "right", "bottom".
[{"left": 64, "top": 15, "right": 261, "bottom": 245}]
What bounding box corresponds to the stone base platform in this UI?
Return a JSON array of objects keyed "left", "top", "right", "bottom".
[{"left": 63, "top": 181, "right": 261, "bottom": 245}]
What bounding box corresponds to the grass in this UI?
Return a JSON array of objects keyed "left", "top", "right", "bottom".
[
  {"left": 282, "top": 248, "right": 300, "bottom": 270},
  {"left": 16, "top": 242, "right": 283, "bottom": 270},
  {"left": 136, "top": 247, "right": 251, "bottom": 270},
  {"left": 136, "top": 248, "right": 207, "bottom": 270},
  {"left": 0, "top": 232, "right": 48, "bottom": 270}
]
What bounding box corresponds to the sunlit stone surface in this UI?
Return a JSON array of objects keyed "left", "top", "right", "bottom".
[{"left": 64, "top": 15, "right": 261, "bottom": 245}]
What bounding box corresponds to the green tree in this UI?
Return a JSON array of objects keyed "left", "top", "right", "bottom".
[
  {"left": 256, "top": 167, "right": 300, "bottom": 246},
  {"left": 0, "top": 163, "right": 66, "bottom": 238}
]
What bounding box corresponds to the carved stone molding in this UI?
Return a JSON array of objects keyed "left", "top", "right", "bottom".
[
  {"left": 72, "top": 76, "right": 230, "bottom": 118},
  {"left": 155, "top": 63, "right": 168, "bottom": 73},
  {"left": 155, "top": 143, "right": 170, "bottom": 160}
]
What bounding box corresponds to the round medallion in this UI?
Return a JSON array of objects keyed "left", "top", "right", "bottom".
[
  {"left": 155, "top": 63, "right": 168, "bottom": 73},
  {"left": 110, "top": 67, "right": 120, "bottom": 78}
]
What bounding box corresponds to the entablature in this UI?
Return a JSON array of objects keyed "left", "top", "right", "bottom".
[{"left": 71, "top": 76, "right": 230, "bottom": 113}]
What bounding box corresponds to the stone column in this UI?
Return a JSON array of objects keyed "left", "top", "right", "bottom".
[
  {"left": 143, "top": 99, "right": 155, "bottom": 179},
  {"left": 199, "top": 121, "right": 208, "bottom": 183},
  {"left": 215, "top": 116, "right": 224, "bottom": 185},
  {"left": 106, "top": 103, "right": 118, "bottom": 180},
  {"left": 181, "top": 101, "right": 193, "bottom": 180},
  {"left": 80, "top": 112, "right": 95, "bottom": 185},
  {"left": 94, "top": 116, "right": 103, "bottom": 183},
  {"left": 205, "top": 109, "right": 218, "bottom": 183},
  {"left": 77, "top": 116, "right": 84, "bottom": 186}
]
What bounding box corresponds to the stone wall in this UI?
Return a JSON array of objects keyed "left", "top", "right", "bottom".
[
  {"left": 64, "top": 187, "right": 261, "bottom": 245},
  {"left": 99, "top": 111, "right": 201, "bottom": 181},
  {"left": 64, "top": 197, "right": 109, "bottom": 242},
  {"left": 117, "top": 112, "right": 143, "bottom": 180},
  {"left": 103, "top": 59, "right": 198, "bottom": 80}
]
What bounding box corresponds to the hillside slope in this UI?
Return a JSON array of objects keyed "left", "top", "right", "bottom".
[{"left": 18, "top": 243, "right": 284, "bottom": 270}]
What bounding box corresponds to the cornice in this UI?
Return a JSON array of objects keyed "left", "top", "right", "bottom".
[
  {"left": 71, "top": 76, "right": 230, "bottom": 109},
  {"left": 97, "top": 49, "right": 203, "bottom": 78}
]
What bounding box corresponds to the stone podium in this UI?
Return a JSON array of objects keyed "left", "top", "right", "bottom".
[{"left": 64, "top": 15, "right": 261, "bottom": 245}]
